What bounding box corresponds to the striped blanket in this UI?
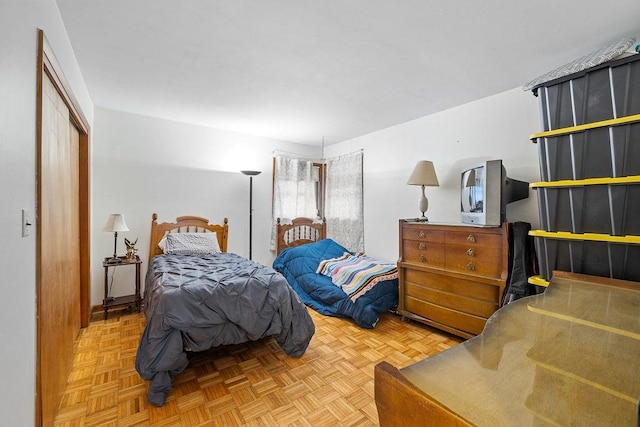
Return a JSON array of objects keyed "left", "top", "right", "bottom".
[{"left": 316, "top": 252, "right": 398, "bottom": 302}]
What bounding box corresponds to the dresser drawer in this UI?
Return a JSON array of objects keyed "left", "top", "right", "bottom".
[
  {"left": 402, "top": 240, "right": 444, "bottom": 267},
  {"left": 402, "top": 226, "right": 445, "bottom": 243},
  {"left": 444, "top": 244, "right": 503, "bottom": 278},
  {"left": 404, "top": 281, "right": 497, "bottom": 318},
  {"left": 404, "top": 296, "right": 487, "bottom": 336},
  {"left": 404, "top": 268, "right": 500, "bottom": 303},
  {"left": 445, "top": 230, "right": 502, "bottom": 248}
]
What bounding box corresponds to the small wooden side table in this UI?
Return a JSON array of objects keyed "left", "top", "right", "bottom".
[{"left": 102, "top": 255, "right": 142, "bottom": 319}]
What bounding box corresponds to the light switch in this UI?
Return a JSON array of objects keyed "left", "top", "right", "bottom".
[{"left": 22, "top": 209, "right": 32, "bottom": 237}]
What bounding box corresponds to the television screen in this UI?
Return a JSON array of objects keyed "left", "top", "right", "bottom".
[
  {"left": 460, "top": 159, "right": 529, "bottom": 226},
  {"left": 460, "top": 160, "right": 504, "bottom": 226},
  {"left": 461, "top": 166, "right": 484, "bottom": 213}
]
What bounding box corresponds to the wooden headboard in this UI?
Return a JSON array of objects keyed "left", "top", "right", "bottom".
[
  {"left": 148, "top": 213, "right": 229, "bottom": 263},
  {"left": 276, "top": 217, "right": 326, "bottom": 254}
]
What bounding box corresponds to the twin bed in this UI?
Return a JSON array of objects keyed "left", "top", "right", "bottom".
[
  {"left": 273, "top": 217, "right": 399, "bottom": 329},
  {"left": 135, "top": 214, "right": 398, "bottom": 406},
  {"left": 135, "top": 214, "right": 315, "bottom": 406}
]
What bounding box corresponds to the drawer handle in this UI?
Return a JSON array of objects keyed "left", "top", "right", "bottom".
[
  {"left": 466, "top": 262, "right": 475, "bottom": 271},
  {"left": 420, "top": 255, "right": 427, "bottom": 263},
  {"left": 467, "top": 235, "right": 476, "bottom": 243},
  {"left": 467, "top": 248, "right": 475, "bottom": 256},
  {"left": 419, "top": 243, "right": 426, "bottom": 250},
  {"left": 418, "top": 231, "right": 425, "bottom": 238}
]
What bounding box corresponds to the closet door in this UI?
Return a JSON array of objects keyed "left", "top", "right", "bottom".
[{"left": 39, "top": 73, "right": 81, "bottom": 426}]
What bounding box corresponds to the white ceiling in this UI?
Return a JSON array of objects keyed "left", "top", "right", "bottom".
[{"left": 56, "top": 0, "right": 640, "bottom": 146}]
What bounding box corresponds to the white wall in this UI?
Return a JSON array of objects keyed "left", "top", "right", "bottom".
[
  {"left": 93, "top": 89, "right": 543, "bottom": 306},
  {"left": 91, "top": 107, "right": 320, "bottom": 305},
  {"left": 325, "top": 88, "right": 542, "bottom": 262},
  {"left": 0, "top": 1, "right": 93, "bottom": 425}
]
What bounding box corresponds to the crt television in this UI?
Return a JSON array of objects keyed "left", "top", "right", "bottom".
[{"left": 460, "top": 159, "right": 529, "bottom": 226}]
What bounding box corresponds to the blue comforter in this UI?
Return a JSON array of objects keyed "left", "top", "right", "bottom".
[{"left": 273, "top": 239, "right": 398, "bottom": 328}]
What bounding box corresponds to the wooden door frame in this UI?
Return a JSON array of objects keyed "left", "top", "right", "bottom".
[{"left": 35, "top": 29, "right": 91, "bottom": 426}]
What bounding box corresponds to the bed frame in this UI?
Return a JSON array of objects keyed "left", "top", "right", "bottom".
[
  {"left": 276, "top": 217, "right": 326, "bottom": 254},
  {"left": 147, "top": 213, "right": 229, "bottom": 263}
]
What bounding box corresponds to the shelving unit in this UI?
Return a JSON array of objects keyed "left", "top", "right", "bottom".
[{"left": 529, "top": 53, "right": 640, "bottom": 285}]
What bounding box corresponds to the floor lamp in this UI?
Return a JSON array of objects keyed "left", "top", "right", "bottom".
[{"left": 241, "top": 170, "right": 261, "bottom": 260}]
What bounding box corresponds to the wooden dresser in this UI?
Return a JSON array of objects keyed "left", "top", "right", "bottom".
[{"left": 398, "top": 220, "right": 509, "bottom": 339}]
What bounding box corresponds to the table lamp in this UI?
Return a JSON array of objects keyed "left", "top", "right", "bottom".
[
  {"left": 103, "top": 213, "right": 129, "bottom": 263},
  {"left": 407, "top": 160, "right": 439, "bottom": 221}
]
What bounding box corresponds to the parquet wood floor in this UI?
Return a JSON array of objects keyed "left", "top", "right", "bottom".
[{"left": 53, "top": 309, "right": 461, "bottom": 426}]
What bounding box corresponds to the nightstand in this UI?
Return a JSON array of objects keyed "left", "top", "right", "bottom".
[{"left": 102, "top": 255, "right": 142, "bottom": 319}]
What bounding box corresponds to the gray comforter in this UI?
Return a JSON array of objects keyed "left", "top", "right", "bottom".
[{"left": 135, "top": 252, "right": 315, "bottom": 406}]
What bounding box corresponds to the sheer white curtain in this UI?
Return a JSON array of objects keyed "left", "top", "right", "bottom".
[
  {"left": 270, "top": 155, "right": 318, "bottom": 250},
  {"left": 325, "top": 151, "right": 364, "bottom": 253}
]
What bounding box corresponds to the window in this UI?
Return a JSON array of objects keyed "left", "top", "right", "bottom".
[
  {"left": 271, "top": 151, "right": 363, "bottom": 252},
  {"left": 270, "top": 156, "right": 325, "bottom": 249}
]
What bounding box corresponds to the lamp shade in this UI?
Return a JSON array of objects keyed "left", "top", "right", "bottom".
[
  {"left": 407, "top": 160, "right": 439, "bottom": 186},
  {"left": 103, "top": 214, "right": 129, "bottom": 232}
]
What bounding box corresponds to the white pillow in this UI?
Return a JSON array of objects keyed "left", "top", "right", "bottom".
[
  {"left": 158, "top": 234, "right": 169, "bottom": 252},
  {"left": 159, "top": 232, "right": 221, "bottom": 255}
]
